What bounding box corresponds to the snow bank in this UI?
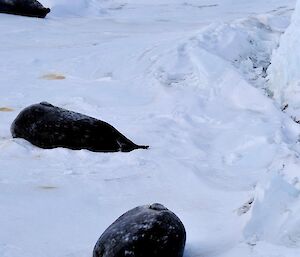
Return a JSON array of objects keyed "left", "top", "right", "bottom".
[
  {"left": 193, "top": 17, "right": 283, "bottom": 89},
  {"left": 244, "top": 175, "right": 300, "bottom": 246},
  {"left": 268, "top": 0, "right": 300, "bottom": 118},
  {"left": 222, "top": 172, "right": 300, "bottom": 257}
]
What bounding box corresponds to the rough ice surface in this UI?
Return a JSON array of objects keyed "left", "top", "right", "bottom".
[
  {"left": 268, "top": 0, "right": 300, "bottom": 118},
  {"left": 1, "top": 1, "right": 300, "bottom": 257}
]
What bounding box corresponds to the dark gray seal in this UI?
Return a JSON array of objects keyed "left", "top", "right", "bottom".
[
  {"left": 11, "top": 102, "right": 149, "bottom": 152},
  {"left": 93, "top": 203, "right": 186, "bottom": 257},
  {"left": 0, "top": 0, "right": 50, "bottom": 18}
]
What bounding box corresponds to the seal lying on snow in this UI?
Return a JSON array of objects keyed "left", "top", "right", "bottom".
[
  {"left": 93, "top": 203, "right": 186, "bottom": 257},
  {"left": 0, "top": 0, "right": 50, "bottom": 18},
  {"left": 11, "top": 102, "right": 149, "bottom": 152}
]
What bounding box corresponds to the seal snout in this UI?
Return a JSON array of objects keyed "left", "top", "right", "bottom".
[{"left": 39, "top": 7, "right": 51, "bottom": 18}]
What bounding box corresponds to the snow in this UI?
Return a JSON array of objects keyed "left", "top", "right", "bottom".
[{"left": 1, "top": 1, "right": 300, "bottom": 257}]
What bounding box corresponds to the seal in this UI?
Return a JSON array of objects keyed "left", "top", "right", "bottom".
[
  {"left": 0, "top": 0, "right": 50, "bottom": 18},
  {"left": 93, "top": 203, "right": 186, "bottom": 257},
  {"left": 11, "top": 102, "right": 149, "bottom": 152}
]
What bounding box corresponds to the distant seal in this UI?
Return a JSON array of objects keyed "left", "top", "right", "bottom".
[
  {"left": 11, "top": 102, "right": 149, "bottom": 152},
  {"left": 93, "top": 203, "right": 186, "bottom": 257},
  {"left": 0, "top": 0, "right": 50, "bottom": 18}
]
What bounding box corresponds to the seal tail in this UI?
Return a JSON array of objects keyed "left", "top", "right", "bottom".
[
  {"left": 137, "top": 145, "right": 149, "bottom": 150},
  {"left": 121, "top": 144, "right": 149, "bottom": 152}
]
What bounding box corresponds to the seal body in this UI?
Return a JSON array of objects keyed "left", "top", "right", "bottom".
[
  {"left": 11, "top": 102, "right": 149, "bottom": 152},
  {"left": 0, "top": 0, "right": 50, "bottom": 18},
  {"left": 93, "top": 203, "right": 186, "bottom": 257}
]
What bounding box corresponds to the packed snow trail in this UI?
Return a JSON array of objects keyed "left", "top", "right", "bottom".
[{"left": 1, "top": 1, "right": 300, "bottom": 257}]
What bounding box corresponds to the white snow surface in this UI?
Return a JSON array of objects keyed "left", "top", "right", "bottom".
[
  {"left": 268, "top": 0, "right": 300, "bottom": 119},
  {"left": 1, "top": 1, "right": 300, "bottom": 257}
]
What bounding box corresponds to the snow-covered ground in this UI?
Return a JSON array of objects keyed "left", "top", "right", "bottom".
[{"left": 1, "top": 1, "right": 300, "bottom": 257}]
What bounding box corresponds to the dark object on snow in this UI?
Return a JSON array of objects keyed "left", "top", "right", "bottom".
[
  {"left": 0, "top": 0, "right": 50, "bottom": 18},
  {"left": 11, "top": 102, "right": 149, "bottom": 152},
  {"left": 93, "top": 203, "right": 186, "bottom": 257}
]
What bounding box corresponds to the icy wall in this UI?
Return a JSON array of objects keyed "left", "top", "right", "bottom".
[{"left": 268, "top": 0, "right": 300, "bottom": 119}]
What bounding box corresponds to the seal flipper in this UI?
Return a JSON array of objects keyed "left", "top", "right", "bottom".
[
  {"left": 117, "top": 139, "right": 149, "bottom": 152},
  {"left": 122, "top": 144, "right": 149, "bottom": 152},
  {"left": 136, "top": 144, "right": 149, "bottom": 150}
]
